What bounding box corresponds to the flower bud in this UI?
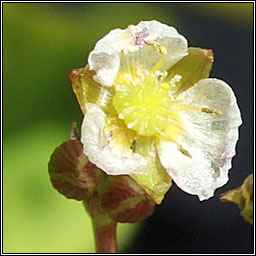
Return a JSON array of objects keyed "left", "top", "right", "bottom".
[
  {"left": 97, "top": 175, "right": 155, "bottom": 223},
  {"left": 48, "top": 138, "right": 100, "bottom": 201}
]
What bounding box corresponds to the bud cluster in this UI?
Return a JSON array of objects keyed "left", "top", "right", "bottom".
[{"left": 48, "top": 125, "right": 155, "bottom": 224}]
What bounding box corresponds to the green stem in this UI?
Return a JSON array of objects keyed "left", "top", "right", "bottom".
[{"left": 83, "top": 198, "right": 118, "bottom": 253}]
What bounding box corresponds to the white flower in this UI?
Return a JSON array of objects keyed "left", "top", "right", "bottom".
[{"left": 72, "top": 20, "right": 242, "bottom": 202}]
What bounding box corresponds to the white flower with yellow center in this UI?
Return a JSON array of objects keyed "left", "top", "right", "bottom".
[{"left": 70, "top": 20, "right": 242, "bottom": 203}]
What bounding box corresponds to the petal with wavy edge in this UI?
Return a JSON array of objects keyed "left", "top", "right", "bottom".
[
  {"left": 88, "top": 20, "right": 188, "bottom": 86},
  {"left": 81, "top": 103, "right": 148, "bottom": 175},
  {"left": 157, "top": 78, "right": 242, "bottom": 200}
]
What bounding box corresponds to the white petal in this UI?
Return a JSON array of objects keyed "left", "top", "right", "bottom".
[
  {"left": 127, "top": 20, "right": 188, "bottom": 70},
  {"left": 88, "top": 20, "right": 188, "bottom": 86},
  {"left": 88, "top": 52, "right": 120, "bottom": 86},
  {"left": 158, "top": 78, "right": 242, "bottom": 200},
  {"left": 81, "top": 103, "right": 148, "bottom": 175},
  {"left": 129, "top": 20, "right": 182, "bottom": 41}
]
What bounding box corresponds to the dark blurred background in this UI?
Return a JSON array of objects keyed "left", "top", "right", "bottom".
[{"left": 3, "top": 3, "right": 254, "bottom": 253}]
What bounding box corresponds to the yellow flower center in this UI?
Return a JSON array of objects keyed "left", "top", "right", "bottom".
[
  {"left": 112, "top": 43, "right": 179, "bottom": 137},
  {"left": 112, "top": 79, "right": 174, "bottom": 136}
]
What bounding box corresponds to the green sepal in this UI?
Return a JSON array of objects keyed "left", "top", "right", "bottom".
[
  {"left": 166, "top": 47, "right": 214, "bottom": 96},
  {"left": 69, "top": 66, "right": 113, "bottom": 114},
  {"left": 221, "top": 174, "right": 253, "bottom": 225},
  {"left": 131, "top": 136, "right": 172, "bottom": 204}
]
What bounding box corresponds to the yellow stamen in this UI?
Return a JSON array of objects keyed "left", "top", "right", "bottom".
[
  {"left": 177, "top": 144, "right": 192, "bottom": 158},
  {"left": 201, "top": 107, "right": 222, "bottom": 115},
  {"left": 172, "top": 104, "right": 222, "bottom": 115},
  {"left": 158, "top": 135, "right": 192, "bottom": 158},
  {"left": 144, "top": 41, "right": 167, "bottom": 83}
]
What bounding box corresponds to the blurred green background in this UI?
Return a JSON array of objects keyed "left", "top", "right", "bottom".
[{"left": 3, "top": 3, "right": 253, "bottom": 253}]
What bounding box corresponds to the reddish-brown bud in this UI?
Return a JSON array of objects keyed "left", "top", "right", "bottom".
[
  {"left": 48, "top": 124, "right": 155, "bottom": 224},
  {"left": 97, "top": 175, "right": 155, "bottom": 223},
  {"left": 48, "top": 139, "right": 100, "bottom": 201}
]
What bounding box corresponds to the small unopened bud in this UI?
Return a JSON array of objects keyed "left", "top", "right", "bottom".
[{"left": 48, "top": 139, "right": 100, "bottom": 201}]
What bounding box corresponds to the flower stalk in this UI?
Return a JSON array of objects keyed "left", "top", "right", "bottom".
[{"left": 84, "top": 198, "right": 118, "bottom": 253}]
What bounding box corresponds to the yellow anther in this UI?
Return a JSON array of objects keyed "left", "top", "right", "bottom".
[
  {"left": 159, "top": 135, "right": 192, "bottom": 158},
  {"left": 145, "top": 40, "right": 167, "bottom": 55},
  {"left": 201, "top": 108, "right": 222, "bottom": 115},
  {"left": 177, "top": 144, "right": 192, "bottom": 158},
  {"left": 172, "top": 104, "right": 222, "bottom": 115}
]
